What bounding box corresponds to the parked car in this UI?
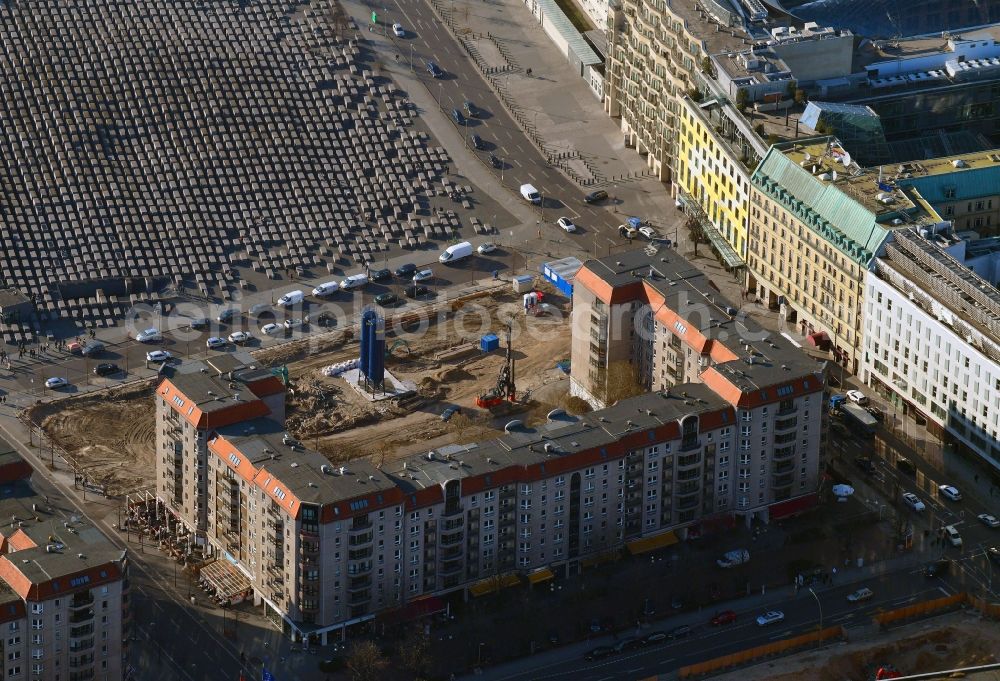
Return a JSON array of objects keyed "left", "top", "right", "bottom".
[
  {"left": 756, "top": 611, "right": 785, "bottom": 626},
  {"left": 902, "top": 492, "right": 925, "bottom": 511},
  {"left": 477, "top": 242, "right": 497, "bottom": 255},
  {"left": 206, "top": 337, "right": 227, "bottom": 349},
  {"left": 463, "top": 101, "right": 479, "bottom": 117},
  {"left": 426, "top": 61, "right": 443, "bottom": 78},
  {"left": 584, "top": 189, "right": 608, "bottom": 204},
  {"left": 557, "top": 216, "right": 577, "bottom": 233},
  {"left": 668, "top": 625, "right": 693, "bottom": 639},
  {"left": 988, "top": 547, "right": 1000, "bottom": 565},
  {"left": 228, "top": 331, "right": 252, "bottom": 345},
  {"left": 978, "top": 513, "right": 1000, "bottom": 528},
  {"left": 260, "top": 323, "right": 282, "bottom": 336},
  {"left": 188, "top": 317, "right": 209, "bottom": 330},
  {"left": 943, "top": 524, "right": 962, "bottom": 547},
  {"left": 217, "top": 308, "right": 239, "bottom": 323},
  {"left": 45, "top": 377, "right": 68, "bottom": 389},
  {"left": 854, "top": 457, "right": 877, "bottom": 475},
  {"left": 846, "top": 389, "right": 869, "bottom": 405},
  {"left": 451, "top": 109, "right": 465, "bottom": 125},
  {"left": 638, "top": 225, "right": 660, "bottom": 240},
  {"left": 612, "top": 637, "right": 642, "bottom": 653},
  {"left": 642, "top": 630, "right": 668, "bottom": 645},
  {"left": 145, "top": 350, "right": 171, "bottom": 363},
  {"left": 896, "top": 457, "right": 917, "bottom": 476},
  {"left": 440, "top": 406, "right": 460, "bottom": 422},
  {"left": 412, "top": 269, "right": 433, "bottom": 282},
  {"left": 847, "top": 587, "right": 874, "bottom": 602},
  {"left": 392, "top": 22, "right": 405, "bottom": 37},
  {"left": 93, "top": 363, "right": 121, "bottom": 377},
  {"left": 925, "top": 558, "right": 951, "bottom": 577},
  {"left": 374, "top": 292, "right": 399, "bottom": 307},
  {"left": 711, "top": 610, "right": 737, "bottom": 626},
  {"left": 938, "top": 484, "right": 962, "bottom": 501},
  {"left": 489, "top": 153, "right": 502, "bottom": 168},
  {"left": 584, "top": 646, "right": 614, "bottom": 661},
  {"left": 135, "top": 328, "right": 162, "bottom": 343},
  {"left": 395, "top": 262, "right": 417, "bottom": 278},
  {"left": 283, "top": 318, "right": 304, "bottom": 330},
  {"left": 470, "top": 134, "right": 485, "bottom": 150},
  {"left": 404, "top": 284, "right": 429, "bottom": 298},
  {"left": 369, "top": 268, "right": 392, "bottom": 283}
]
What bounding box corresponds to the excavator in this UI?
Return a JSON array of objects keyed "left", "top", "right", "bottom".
[{"left": 476, "top": 321, "right": 516, "bottom": 408}]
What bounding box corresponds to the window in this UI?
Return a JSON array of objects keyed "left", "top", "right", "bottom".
[
  {"left": 29, "top": 604, "right": 42, "bottom": 615},
  {"left": 30, "top": 620, "right": 41, "bottom": 631}
]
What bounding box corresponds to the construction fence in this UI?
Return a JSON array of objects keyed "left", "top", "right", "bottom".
[
  {"left": 677, "top": 625, "right": 844, "bottom": 678},
  {"left": 872, "top": 592, "right": 966, "bottom": 626}
]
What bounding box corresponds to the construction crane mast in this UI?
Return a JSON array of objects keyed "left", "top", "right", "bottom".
[{"left": 476, "top": 321, "right": 516, "bottom": 408}]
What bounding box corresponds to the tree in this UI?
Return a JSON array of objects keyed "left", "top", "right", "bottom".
[
  {"left": 794, "top": 88, "right": 807, "bottom": 105},
  {"left": 700, "top": 56, "right": 714, "bottom": 76},
  {"left": 734, "top": 88, "right": 748, "bottom": 112},
  {"left": 346, "top": 641, "right": 388, "bottom": 681},
  {"left": 397, "top": 629, "right": 432, "bottom": 677},
  {"left": 685, "top": 216, "right": 705, "bottom": 257},
  {"left": 754, "top": 123, "right": 766, "bottom": 138},
  {"left": 766, "top": 133, "right": 780, "bottom": 146},
  {"left": 597, "top": 360, "right": 645, "bottom": 406}
]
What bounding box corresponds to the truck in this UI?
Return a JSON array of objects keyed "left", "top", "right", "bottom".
[
  {"left": 840, "top": 402, "right": 877, "bottom": 435},
  {"left": 439, "top": 241, "right": 473, "bottom": 264},
  {"left": 276, "top": 290, "right": 304, "bottom": 307},
  {"left": 520, "top": 183, "right": 541, "bottom": 204},
  {"left": 716, "top": 549, "right": 750, "bottom": 568}
]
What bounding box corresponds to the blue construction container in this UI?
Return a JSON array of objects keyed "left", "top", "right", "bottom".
[
  {"left": 541, "top": 256, "right": 583, "bottom": 298},
  {"left": 480, "top": 333, "right": 499, "bottom": 352}
]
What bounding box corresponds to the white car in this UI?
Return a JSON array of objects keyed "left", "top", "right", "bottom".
[
  {"left": 261, "top": 323, "right": 282, "bottom": 336},
  {"left": 938, "top": 484, "right": 962, "bottom": 501},
  {"left": 44, "top": 377, "right": 68, "bottom": 389},
  {"left": 312, "top": 281, "right": 340, "bottom": 297},
  {"left": 756, "top": 611, "right": 784, "bottom": 626},
  {"left": 392, "top": 22, "right": 405, "bottom": 37},
  {"left": 556, "top": 217, "right": 577, "bottom": 233},
  {"left": 412, "top": 269, "right": 433, "bottom": 282},
  {"left": 145, "top": 350, "right": 171, "bottom": 363},
  {"left": 846, "top": 587, "right": 873, "bottom": 603},
  {"left": 978, "top": 513, "right": 1000, "bottom": 528},
  {"left": 943, "top": 524, "right": 962, "bottom": 548},
  {"left": 227, "top": 331, "right": 252, "bottom": 345},
  {"left": 902, "top": 492, "right": 925, "bottom": 512},
  {"left": 846, "top": 390, "right": 869, "bottom": 405},
  {"left": 638, "top": 225, "right": 660, "bottom": 240},
  {"left": 284, "top": 318, "right": 303, "bottom": 330},
  {"left": 135, "top": 328, "right": 162, "bottom": 343},
  {"left": 477, "top": 242, "right": 497, "bottom": 255},
  {"left": 206, "top": 337, "right": 227, "bottom": 350}
]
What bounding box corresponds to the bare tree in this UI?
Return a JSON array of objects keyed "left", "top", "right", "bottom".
[
  {"left": 396, "top": 629, "right": 432, "bottom": 677},
  {"left": 685, "top": 216, "right": 705, "bottom": 257},
  {"left": 597, "top": 360, "right": 645, "bottom": 406},
  {"left": 346, "top": 641, "right": 388, "bottom": 681}
]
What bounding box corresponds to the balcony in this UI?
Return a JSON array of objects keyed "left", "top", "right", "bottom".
[
  {"left": 348, "top": 531, "right": 373, "bottom": 547},
  {"left": 442, "top": 516, "right": 464, "bottom": 531},
  {"left": 69, "top": 608, "right": 94, "bottom": 624},
  {"left": 299, "top": 525, "right": 319, "bottom": 539},
  {"left": 440, "top": 559, "right": 464, "bottom": 577},
  {"left": 440, "top": 530, "right": 464, "bottom": 547},
  {"left": 771, "top": 473, "right": 794, "bottom": 488},
  {"left": 773, "top": 446, "right": 795, "bottom": 461},
  {"left": 677, "top": 453, "right": 701, "bottom": 469},
  {"left": 69, "top": 593, "right": 94, "bottom": 610},
  {"left": 348, "top": 590, "right": 372, "bottom": 605},
  {"left": 347, "top": 576, "right": 372, "bottom": 592},
  {"left": 68, "top": 638, "right": 94, "bottom": 653},
  {"left": 70, "top": 623, "right": 94, "bottom": 639},
  {"left": 774, "top": 417, "right": 798, "bottom": 432},
  {"left": 349, "top": 518, "right": 373, "bottom": 532}
]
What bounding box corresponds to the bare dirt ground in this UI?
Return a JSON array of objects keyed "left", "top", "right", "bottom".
[
  {"left": 29, "top": 384, "right": 156, "bottom": 496},
  {"left": 279, "top": 288, "right": 573, "bottom": 462},
  {"left": 711, "top": 612, "right": 1000, "bottom": 681}
]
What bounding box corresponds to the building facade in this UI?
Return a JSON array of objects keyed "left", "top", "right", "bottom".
[
  {"left": 864, "top": 228, "right": 1000, "bottom": 471},
  {"left": 0, "top": 445, "right": 129, "bottom": 681}
]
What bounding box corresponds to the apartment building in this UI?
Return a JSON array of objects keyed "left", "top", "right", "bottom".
[
  {"left": 0, "top": 444, "right": 130, "bottom": 681},
  {"left": 604, "top": 0, "right": 751, "bottom": 182},
  {"left": 746, "top": 137, "right": 952, "bottom": 374},
  {"left": 864, "top": 228, "right": 1000, "bottom": 471}
]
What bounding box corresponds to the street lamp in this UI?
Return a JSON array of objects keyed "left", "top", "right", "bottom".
[
  {"left": 807, "top": 587, "right": 824, "bottom": 630},
  {"left": 437, "top": 82, "right": 443, "bottom": 111}
]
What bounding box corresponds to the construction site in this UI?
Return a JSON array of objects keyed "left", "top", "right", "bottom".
[{"left": 30, "top": 284, "right": 577, "bottom": 493}]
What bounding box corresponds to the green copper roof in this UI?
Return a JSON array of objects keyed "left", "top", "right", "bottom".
[
  {"left": 899, "top": 165, "right": 1000, "bottom": 204},
  {"left": 752, "top": 147, "right": 895, "bottom": 266}
]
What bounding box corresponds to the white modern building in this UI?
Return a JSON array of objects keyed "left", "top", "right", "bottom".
[{"left": 863, "top": 228, "right": 1000, "bottom": 471}]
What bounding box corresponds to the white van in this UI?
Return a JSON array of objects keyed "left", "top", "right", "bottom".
[
  {"left": 340, "top": 273, "right": 369, "bottom": 290},
  {"left": 312, "top": 281, "right": 340, "bottom": 297},
  {"left": 276, "top": 290, "right": 305, "bottom": 307},
  {"left": 520, "top": 183, "right": 541, "bottom": 204},
  {"left": 439, "top": 241, "right": 474, "bottom": 264}
]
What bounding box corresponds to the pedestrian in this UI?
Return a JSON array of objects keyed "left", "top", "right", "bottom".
[{"left": 975, "top": 474, "right": 979, "bottom": 483}]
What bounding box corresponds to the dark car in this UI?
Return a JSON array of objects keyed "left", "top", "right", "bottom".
[
  {"left": 404, "top": 284, "right": 429, "bottom": 298},
  {"left": 668, "top": 624, "right": 693, "bottom": 639},
  {"left": 866, "top": 406, "right": 885, "bottom": 420},
  {"left": 584, "top": 189, "right": 609, "bottom": 204},
  {"left": 489, "top": 153, "right": 502, "bottom": 168},
  {"left": 188, "top": 316, "right": 210, "bottom": 330},
  {"left": 395, "top": 262, "right": 417, "bottom": 277},
  {"left": 854, "top": 457, "right": 877, "bottom": 475},
  {"left": 471, "top": 134, "right": 485, "bottom": 150},
  {"left": 642, "top": 630, "right": 668, "bottom": 645},
  {"left": 988, "top": 546, "right": 1000, "bottom": 565},
  {"left": 584, "top": 646, "right": 614, "bottom": 661},
  {"left": 374, "top": 292, "right": 398, "bottom": 307},
  {"left": 711, "top": 610, "right": 737, "bottom": 626},
  {"left": 463, "top": 101, "right": 479, "bottom": 117},
  {"left": 217, "top": 308, "right": 239, "bottom": 323},
  {"left": 451, "top": 108, "right": 465, "bottom": 125},
  {"left": 93, "top": 363, "right": 121, "bottom": 377},
  {"left": 314, "top": 311, "right": 336, "bottom": 327},
  {"left": 440, "top": 406, "right": 460, "bottom": 422},
  {"left": 925, "top": 558, "right": 951, "bottom": 578},
  {"left": 427, "top": 61, "right": 443, "bottom": 78},
  {"left": 369, "top": 268, "right": 391, "bottom": 283},
  {"left": 612, "top": 637, "right": 642, "bottom": 653},
  {"left": 896, "top": 457, "right": 917, "bottom": 476}
]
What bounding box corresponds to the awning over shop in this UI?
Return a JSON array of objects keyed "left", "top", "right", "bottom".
[
  {"left": 199, "top": 559, "right": 253, "bottom": 602},
  {"left": 468, "top": 572, "right": 521, "bottom": 597},
  {"left": 700, "top": 221, "right": 745, "bottom": 270},
  {"left": 581, "top": 550, "right": 620, "bottom": 568},
  {"left": 626, "top": 531, "right": 679, "bottom": 555},
  {"left": 377, "top": 595, "right": 446, "bottom": 625},
  {"left": 769, "top": 493, "right": 818, "bottom": 520},
  {"left": 526, "top": 568, "right": 555, "bottom": 585},
  {"left": 806, "top": 331, "right": 830, "bottom": 349}
]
